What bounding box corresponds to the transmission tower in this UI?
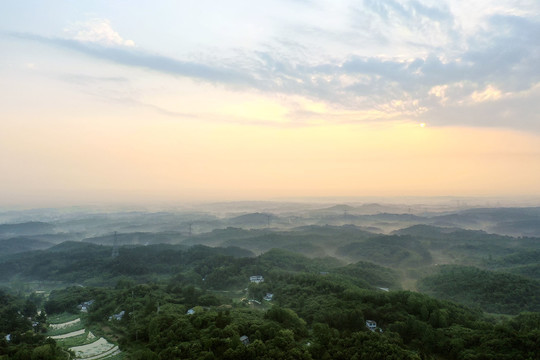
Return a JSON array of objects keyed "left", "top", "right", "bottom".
[{"left": 111, "top": 231, "right": 119, "bottom": 258}]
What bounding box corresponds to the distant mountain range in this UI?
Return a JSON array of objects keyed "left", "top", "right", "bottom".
[
  {"left": 0, "top": 221, "right": 55, "bottom": 238},
  {"left": 0, "top": 237, "right": 53, "bottom": 257}
]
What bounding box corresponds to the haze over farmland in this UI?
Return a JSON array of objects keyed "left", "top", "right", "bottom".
[{"left": 1, "top": 1, "right": 540, "bottom": 359}]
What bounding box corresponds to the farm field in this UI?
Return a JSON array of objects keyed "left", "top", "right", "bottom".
[{"left": 47, "top": 315, "right": 122, "bottom": 360}]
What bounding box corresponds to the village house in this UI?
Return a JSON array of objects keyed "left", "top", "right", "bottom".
[
  {"left": 109, "top": 310, "right": 125, "bottom": 321},
  {"left": 366, "top": 320, "right": 377, "bottom": 331},
  {"left": 78, "top": 299, "right": 95, "bottom": 313},
  {"left": 240, "top": 335, "right": 250, "bottom": 345},
  {"left": 249, "top": 275, "right": 264, "bottom": 283}
]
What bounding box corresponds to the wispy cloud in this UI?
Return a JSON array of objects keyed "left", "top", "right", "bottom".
[
  {"left": 8, "top": 5, "right": 540, "bottom": 131},
  {"left": 10, "top": 32, "right": 257, "bottom": 87}
]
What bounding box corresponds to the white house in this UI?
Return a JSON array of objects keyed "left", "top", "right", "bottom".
[
  {"left": 78, "top": 300, "right": 95, "bottom": 313},
  {"left": 109, "top": 310, "right": 125, "bottom": 321},
  {"left": 366, "top": 320, "right": 377, "bottom": 331},
  {"left": 240, "top": 335, "right": 250, "bottom": 345},
  {"left": 249, "top": 275, "right": 264, "bottom": 283}
]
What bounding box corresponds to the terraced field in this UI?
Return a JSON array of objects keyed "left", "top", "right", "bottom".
[
  {"left": 70, "top": 337, "right": 121, "bottom": 360},
  {"left": 47, "top": 314, "right": 122, "bottom": 359}
]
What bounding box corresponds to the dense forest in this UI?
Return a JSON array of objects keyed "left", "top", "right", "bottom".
[
  {"left": 1, "top": 246, "right": 539, "bottom": 359},
  {"left": 0, "top": 289, "right": 64, "bottom": 359},
  {"left": 418, "top": 265, "right": 540, "bottom": 314}
]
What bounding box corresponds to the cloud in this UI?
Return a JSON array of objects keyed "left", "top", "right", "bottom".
[
  {"left": 356, "top": 0, "right": 458, "bottom": 51},
  {"left": 471, "top": 85, "right": 503, "bottom": 103},
  {"left": 8, "top": 6, "right": 540, "bottom": 131},
  {"left": 362, "top": 0, "right": 454, "bottom": 26},
  {"left": 429, "top": 85, "right": 449, "bottom": 104},
  {"left": 463, "top": 15, "right": 540, "bottom": 91},
  {"left": 65, "top": 19, "right": 135, "bottom": 47},
  {"left": 10, "top": 32, "right": 257, "bottom": 87},
  {"left": 418, "top": 83, "right": 540, "bottom": 131},
  {"left": 59, "top": 74, "right": 130, "bottom": 85}
]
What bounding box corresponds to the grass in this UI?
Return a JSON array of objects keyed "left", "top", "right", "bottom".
[
  {"left": 105, "top": 353, "right": 125, "bottom": 360},
  {"left": 48, "top": 312, "right": 81, "bottom": 324},
  {"left": 54, "top": 332, "right": 92, "bottom": 347},
  {"left": 46, "top": 322, "right": 85, "bottom": 336}
]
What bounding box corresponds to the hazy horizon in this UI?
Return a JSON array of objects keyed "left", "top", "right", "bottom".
[{"left": 2, "top": 194, "right": 540, "bottom": 214}]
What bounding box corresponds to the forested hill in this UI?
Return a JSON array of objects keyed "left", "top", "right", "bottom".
[
  {"left": 0, "top": 242, "right": 398, "bottom": 291},
  {"left": 14, "top": 259, "right": 539, "bottom": 360},
  {"left": 1, "top": 238, "right": 540, "bottom": 359},
  {"left": 336, "top": 235, "right": 433, "bottom": 268},
  {"left": 418, "top": 265, "right": 540, "bottom": 314},
  {"left": 0, "top": 242, "right": 253, "bottom": 285},
  {"left": 0, "top": 237, "right": 53, "bottom": 257},
  {"left": 0, "top": 221, "right": 55, "bottom": 238}
]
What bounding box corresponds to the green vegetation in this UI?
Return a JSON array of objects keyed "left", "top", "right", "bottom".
[
  {"left": 0, "top": 237, "right": 53, "bottom": 258},
  {"left": 337, "top": 235, "right": 433, "bottom": 268},
  {"left": 418, "top": 265, "right": 540, "bottom": 314},
  {"left": 483, "top": 249, "right": 540, "bottom": 280},
  {"left": 333, "top": 260, "right": 401, "bottom": 288},
  {"left": 47, "top": 313, "right": 80, "bottom": 325},
  {"left": 0, "top": 243, "right": 254, "bottom": 286},
  {"left": 2, "top": 207, "right": 540, "bottom": 359},
  {"left": 0, "top": 288, "right": 65, "bottom": 359},
  {"left": 186, "top": 225, "right": 375, "bottom": 257},
  {"left": 0, "top": 222, "right": 55, "bottom": 237},
  {"left": 8, "top": 247, "right": 530, "bottom": 359}
]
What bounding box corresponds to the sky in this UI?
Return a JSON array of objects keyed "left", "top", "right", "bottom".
[{"left": 1, "top": 0, "right": 540, "bottom": 206}]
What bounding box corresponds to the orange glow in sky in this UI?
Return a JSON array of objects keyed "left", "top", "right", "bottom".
[{"left": 1, "top": 1, "right": 539, "bottom": 206}]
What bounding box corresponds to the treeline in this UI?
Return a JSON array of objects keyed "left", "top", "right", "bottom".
[
  {"left": 188, "top": 225, "right": 375, "bottom": 258},
  {"left": 418, "top": 265, "right": 540, "bottom": 314},
  {"left": 483, "top": 249, "right": 540, "bottom": 280},
  {"left": 0, "top": 242, "right": 254, "bottom": 285},
  {"left": 394, "top": 225, "right": 540, "bottom": 265},
  {"left": 336, "top": 235, "right": 433, "bottom": 268},
  {"left": 0, "top": 242, "right": 389, "bottom": 291},
  {"left": 0, "top": 289, "right": 64, "bottom": 360},
  {"left": 333, "top": 260, "right": 400, "bottom": 288}
]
